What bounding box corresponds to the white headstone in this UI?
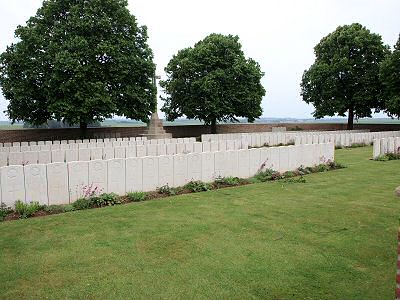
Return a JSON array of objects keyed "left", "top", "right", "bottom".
[
  {"left": 185, "top": 143, "right": 194, "bottom": 153},
  {"left": 187, "top": 153, "right": 202, "bottom": 181},
  {"left": 136, "top": 145, "right": 146, "bottom": 157},
  {"left": 47, "top": 163, "right": 69, "bottom": 205},
  {"left": 218, "top": 141, "right": 227, "bottom": 151},
  {"left": 126, "top": 157, "right": 143, "bottom": 192},
  {"left": 158, "top": 155, "right": 173, "bottom": 187},
  {"left": 210, "top": 141, "right": 219, "bottom": 152},
  {"left": 126, "top": 146, "right": 137, "bottom": 158},
  {"left": 51, "top": 150, "right": 65, "bottom": 163},
  {"left": 30, "top": 145, "right": 40, "bottom": 151},
  {"left": 10, "top": 146, "right": 20, "bottom": 153},
  {"left": 8, "top": 152, "right": 23, "bottom": 166},
  {"left": 79, "top": 148, "right": 91, "bottom": 161},
  {"left": 23, "top": 151, "right": 39, "bottom": 165},
  {"left": 166, "top": 143, "right": 176, "bottom": 155},
  {"left": 0, "top": 152, "right": 7, "bottom": 167},
  {"left": 157, "top": 144, "right": 167, "bottom": 156},
  {"left": 91, "top": 148, "right": 103, "bottom": 160},
  {"left": 214, "top": 151, "right": 228, "bottom": 178},
  {"left": 51, "top": 144, "right": 61, "bottom": 151},
  {"left": 202, "top": 142, "right": 211, "bottom": 152},
  {"left": 278, "top": 146, "right": 290, "bottom": 172},
  {"left": 176, "top": 143, "right": 185, "bottom": 154},
  {"left": 24, "top": 164, "right": 48, "bottom": 205},
  {"left": 249, "top": 148, "right": 261, "bottom": 176},
  {"left": 142, "top": 157, "right": 158, "bottom": 191},
  {"left": 147, "top": 144, "right": 157, "bottom": 156},
  {"left": 107, "top": 159, "right": 126, "bottom": 195},
  {"left": 193, "top": 142, "right": 202, "bottom": 153},
  {"left": 1, "top": 166, "right": 25, "bottom": 207},
  {"left": 103, "top": 147, "right": 114, "bottom": 160},
  {"left": 201, "top": 152, "right": 215, "bottom": 182},
  {"left": 173, "top": 155, "right": 188, "bottom": 187},
  {"left": 89, "top": 160, "right": 108, "bottom": 193},
  {"left": 238, "top": 149, "right": 250, "bottom": 178},
  {"left": 65, "top": 149, "right": 79, "bottom": 163},
  {"left": 38, "top": 151, "right": 51, "bottom": 164}
]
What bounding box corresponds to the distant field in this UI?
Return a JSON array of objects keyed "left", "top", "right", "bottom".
[{"left": 0, "top": 118, "right": 399, "bottom": 130}]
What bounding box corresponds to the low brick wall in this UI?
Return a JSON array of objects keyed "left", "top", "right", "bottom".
[{"left": 1, "top": 122, "right": 400, "bottom": 143}]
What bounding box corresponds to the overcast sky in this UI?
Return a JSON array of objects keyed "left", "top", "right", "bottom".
[{"left": 0, "top": 0, "right": 399, "bottom": 121}]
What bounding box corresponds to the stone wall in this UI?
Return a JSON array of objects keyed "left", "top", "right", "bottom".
[{"left": 1, "top": 122, "right": 400, "bottom": 143}]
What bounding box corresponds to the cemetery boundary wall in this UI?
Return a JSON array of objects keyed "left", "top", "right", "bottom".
[{"left": 2, "top": 123, "right": 400, "bottom": 143}]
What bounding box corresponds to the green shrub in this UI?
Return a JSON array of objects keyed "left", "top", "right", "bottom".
[
  {"left": 282, "top": 171, "right": 296, "bottom": 178},
  {"left": 64, "top": 204, "right": 75, "bottom": 212},
  {"left": 45, "top": 205, "right": 66, "bottom": 214},
  {"left": 185, "top": 181, "right": 212, "bottom": 192},
  {"left": 327, "top": 160, "right": 346, "bottom": 169},
  {"left": 386, "top": 153, "right": 400, "bottom": 160},
  {"left": 72, "top": 198, "right": 92, "bottom": 210},
  {"left": 15, "top": 200, "right": 43, "bottom": 218},
  {"left": 283, "top": 176, "right": 307, "bottom": 184},
  {"left": 157, "top": 184, "right": 180, "bottom": 196},
  {"left": 0, "top": 203, "right": 12, "bottom": 221},
  {"left": 214, "top": 176, "right": 241, "bottom": 187},
  {"left": 314, "top": 164, "right": 330, "bottom": 173},
  {"left": 127, "top": 191, "right": 147, "bottom": 202},
  {"left": 253, "top": 168, "right": 275, "bottom": 182},
  {"left": 92, "top": 193, "right": 121, "bottom": 207}
]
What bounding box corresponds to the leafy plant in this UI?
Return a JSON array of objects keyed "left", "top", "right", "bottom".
[
  {"left": 214, "top": 176, "right": 241, "bottom": 187},
  {"left": 15, "top": 200, "right": 43, "bottom": 219},
  {"left": 0, "top": 203, "right": 12, "bottom": 221},
  {"left": 72, "top": 198, "right": 93, "bottom": 210},
  {"left": 283, "top": 176, "right": 307, "bottom": 184},
  {"left": 45, "top": 205, "right": 66, "bottom": 214},
  {"left": 91, "top": 193, "right": 121, "bottom": 207},
  {"left": 253, "top": 168, "right": 275, "bottom": 182},
  {"left": 127, "top": 191, "right": 147, "bottom": 202},
  {"left": 157, "top": 184, "right": 180, "bottom": 196},
  {"left": 185, "top": 181, "right": 212, "bottom": 193}
]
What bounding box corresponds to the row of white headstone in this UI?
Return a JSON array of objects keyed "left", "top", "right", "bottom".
[
  {"left": 0, "top": 136, "right": 148, "bottom": 148},
  {"left": 202, "top": 130, "right": 400, "bottom": 148},
  {"left": 201, "top": 130, "right": 369, "bottom": 142},
  {"left": 373, "top": 137, "right": 400, "bottom": 158},
  {"left": 294, "top": 131, "right": 400, "bottom": 147},
  {"left": 0, "top": 140, "right": 248, "bottom": 167},
  {"left": 0, "top": 143, "right": 334, "bottom": 207},
  {"left": 0, "top": 137, "right": 197, "bottom": 153}
]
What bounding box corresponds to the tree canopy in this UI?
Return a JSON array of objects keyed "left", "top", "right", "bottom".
[
  {"left": 300, "top": 23, "right": 388, "bottom": 129},
  {"left": 160, "top": 33, "right": 265, "bottom": 133},
  {"left": 0, "top": 0, "right": 156, "bottom": 130},
  {"left": 380, "top": 35, "right": 400, "bottom": 118}
]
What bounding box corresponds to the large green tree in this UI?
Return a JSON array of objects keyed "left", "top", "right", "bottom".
[
  {"left": 160, "top": 34, "right": 265, "bottom": 133},
  {"left": 301, "top": 23, "right": 388, "bottom": 129},
  {"left": 0, "top": 0, "right": 156, "bottom": 131},
  {"left": 380, "top": 35, "right": 400, "bottom": 118}
]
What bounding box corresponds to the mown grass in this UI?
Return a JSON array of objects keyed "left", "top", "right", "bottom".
[{"left": 0, "top": 146, "right": 399, "bottom": 299}]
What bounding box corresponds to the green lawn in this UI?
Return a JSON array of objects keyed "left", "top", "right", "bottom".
[{"left": 1, "top": 147, "right": 399, "bottom": 299}]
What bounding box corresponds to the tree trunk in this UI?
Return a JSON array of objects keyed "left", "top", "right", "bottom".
[
  {"left": 347, "top": 109, "right": 354, "bottom": 130},
  {"left": 211, "top": 118, "right": 217, "bottom": 134},
  {"left": 80, "top": 121, "right": 88, "bottom": 139}
]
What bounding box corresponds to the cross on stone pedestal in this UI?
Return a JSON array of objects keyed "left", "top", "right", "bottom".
[{"left": 142, "top": 112, "right": 172, "bottom": 140}]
